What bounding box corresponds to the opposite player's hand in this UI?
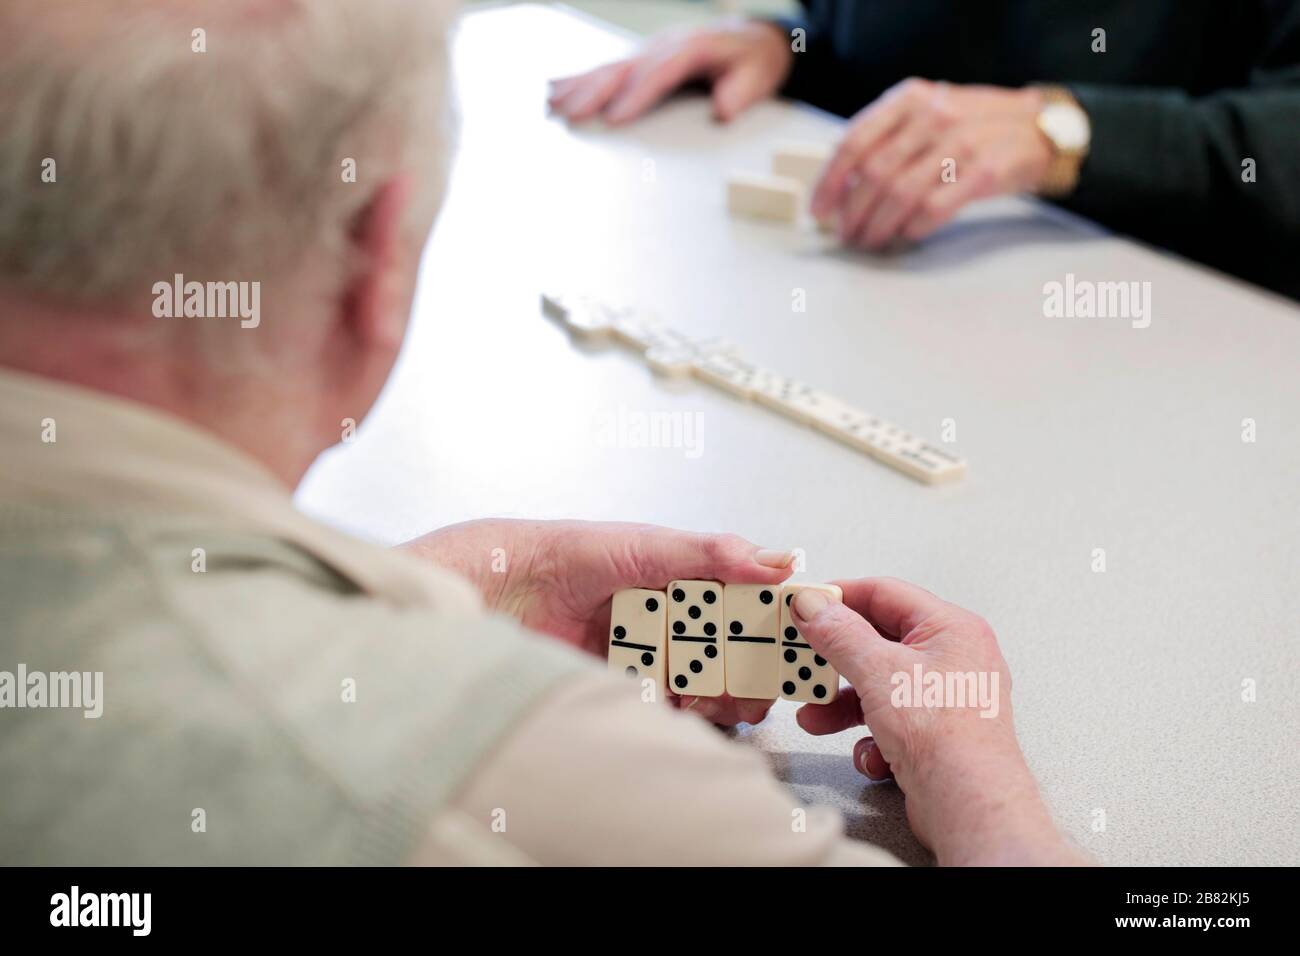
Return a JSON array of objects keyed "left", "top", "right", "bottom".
[
  {"left": 402, "top": 519, "right": 793, "bottom": 726},
  {"left": 547, "top": 19, "right": 794, "bottom": 125},
  {"left": 790, "top": 577, "right": 1086, "bottom": 865},
  {"left": 811, "top": 78, "right": 1053, "bottom": 249}
]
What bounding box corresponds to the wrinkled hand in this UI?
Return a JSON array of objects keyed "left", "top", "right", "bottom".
[
  {"left": 812, "top": 78, "right": 1052, "bottom": 249},
  {"left": 548, "top": 19, "right": 793, "bottom": 125},
  {"left": 403, "top": 519, "right": 794, "bottom": 726},
  {"left": 791, "top": 577, "right": 1088, "bottom": 865}
]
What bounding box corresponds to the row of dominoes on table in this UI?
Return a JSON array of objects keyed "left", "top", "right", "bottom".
[
  {"left": 609, "top": 581, "right": 842, "bottom": 703},
  {"left": 541, "top": 290, "right": 967, "bottom": 483}
]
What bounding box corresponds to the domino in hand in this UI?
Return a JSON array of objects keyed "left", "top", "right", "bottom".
[
  {"left": 666, "top": 580, "right": 725, "bottom": 697},
  {"left": 609, "top": 582, "right": 845, "bottom": 706},
  {"left": 723, "top": 584, "right": 782, "bottom": 699},
  {"left": 778, "top": 583, "right": 841, "bottom": 703},
  {"left": 607, "top": 588, "right": 667, "bottom": 700}
]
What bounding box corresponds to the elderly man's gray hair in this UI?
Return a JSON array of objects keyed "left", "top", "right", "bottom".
[{"left": 0, "top": 0, "right": 456, "bottom": 304}]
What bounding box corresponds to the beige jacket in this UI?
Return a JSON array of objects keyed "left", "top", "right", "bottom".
[{"left": 0, "top": 368, "right": 897, "bottom": 866}]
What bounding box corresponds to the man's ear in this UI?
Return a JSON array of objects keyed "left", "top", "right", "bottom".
[{"left": 340, "top": 174, "right": 414, "bottom": 350}]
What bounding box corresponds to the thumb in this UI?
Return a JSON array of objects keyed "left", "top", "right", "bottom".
[
  {"left": 711, "top": 61, "right": 770, "bottom": 122},
  {"left": 790, "top": 588, "right": 894, "bottom": 691}
]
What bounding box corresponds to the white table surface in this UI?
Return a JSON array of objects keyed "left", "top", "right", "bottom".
[{"left": 297, "top": 3, "right": 1300, "bottom": 866}]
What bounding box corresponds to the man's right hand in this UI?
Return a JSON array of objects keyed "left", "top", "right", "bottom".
[
  {"left": 791, "top": 578, "right": 1092, "bottom": 866},
  {"left": 548, "top": 20, "right": 794, "bottom": 126}
]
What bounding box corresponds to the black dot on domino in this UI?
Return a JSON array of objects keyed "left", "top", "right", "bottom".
[
  {"left": 813, "top": 684, "right": 827, "bottom": 699},
  {"left": 641, "top": 652, "right": 654, "bottom": 666},
  {"left": 688, "top": 605, "right": 701, "bottom": 619},
  {"left": 689, "top": 660, "right": 703, "bottom": 674},
  {"left": 703, "top": 622, "right": 716, "bottom": 636},
  {"left": 785, "top": 593, "right": 793, "bottom": 606},
  {"left": 613, "top": 626, "right": 626, "bottom": 639},
  {"left": 674, "top": 675, "right": 688, "bottom": 689},
  {"left": 672, "top": 588, "right": 686, "bottom": 602},
  {"left": 784, "top": 626, "right": 797, "bottom": 640},
  {"left": 625, "top": 666, "right": 637, "bottom": 678},
  {"left": 814, "top": 655, "right": 826, "bottom": 667},
  {"left": 729, "top": 620, "right": 743, "bottom": 635},
  {"left": 784, "top": 649, "right": 797, "bottom": 663},
  {"left": 704, "top": 645, "right": 717, "bottom": 659},
  {"left": 760, "top": 589, "right": 774, "bottom": 604},
  {"left": 645, "top": 597, "right": 658, "bottom": 612},
  {"left": 782, "top": 681, "right": 797, "bottom": 695},
  {"left": 798, "top": 666, "right": 812, "bottom": 681},
  {"left": 673, "top": 621, "right": 685, "bottom": 635},
  {"left": 703, "top": 589, "right": 716, "bottom": 604}
]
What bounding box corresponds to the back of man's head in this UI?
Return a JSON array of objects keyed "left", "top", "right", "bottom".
[
  {"left": 0, "top": 0, "right": 454, "bottom": 306},
  {"left": 0, "top": 1, "right": 457, "bottom": 479}
]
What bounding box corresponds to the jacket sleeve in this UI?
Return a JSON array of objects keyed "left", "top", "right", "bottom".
[
  {"left": 770, "top": 1, "right": 872, "bottom": 118},
  {"left": 1061, "top": 5, "right": 1300, "bottom": 256}
]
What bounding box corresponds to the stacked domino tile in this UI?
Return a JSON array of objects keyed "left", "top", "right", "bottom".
[{"left": 727, "top": 139, "right": 837, "bottom": 230}]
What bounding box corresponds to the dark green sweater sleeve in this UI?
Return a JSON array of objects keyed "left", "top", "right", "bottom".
[
  {"left": 766, "top": 1, "right": 1300, "bottom": 296},
  {"left": 771, "top": 4, "right": 862, "bottom": 117},
  {"left": 1063, "top": 18, "right": 1300, "bottom": 267}
]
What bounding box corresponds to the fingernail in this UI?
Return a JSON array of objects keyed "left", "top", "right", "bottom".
[
  {"left": 793, "top": 588, "right": 830, "bottom": 619},
  {"left": 754, "top": 548, "right": 793, "bottom": 569}
]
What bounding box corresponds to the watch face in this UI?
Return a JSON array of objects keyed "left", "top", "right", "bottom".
[{"left": 1040, "top": 103, "right": 1090, "bottom": 151}]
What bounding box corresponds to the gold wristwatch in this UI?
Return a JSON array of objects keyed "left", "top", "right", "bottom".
[{"left": 1034, "top": 86, "right": 1091, "bottom": 197}]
